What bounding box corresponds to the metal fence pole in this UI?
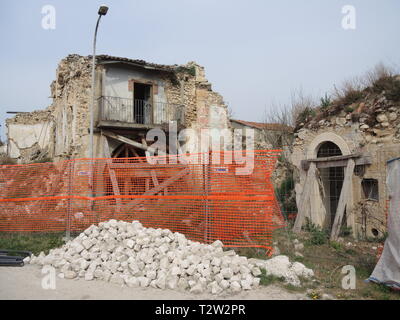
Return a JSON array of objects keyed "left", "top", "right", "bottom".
[
  {"left": 203, "top": 152, "right": 211, "bottom": 243},
  {"left": 66, "top": 161, "right": 74, "bottom": 241}
]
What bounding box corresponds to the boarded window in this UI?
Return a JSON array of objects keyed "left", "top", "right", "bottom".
[{"left": 362, "top": 179, "right": 379, "bottom": 201}]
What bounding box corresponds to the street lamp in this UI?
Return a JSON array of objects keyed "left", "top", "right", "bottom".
[{"left": 89, "top": 5, "right": 108, "bottom": 160}]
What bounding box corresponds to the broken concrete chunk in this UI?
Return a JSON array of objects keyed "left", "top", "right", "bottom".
[
  {"left": 190, "top": 283, "right": 204, "bottom": 294},
  {"left": 230, "top": 281, "right": 241, "bottom": 293},
  {"left": 64, "top": 270, "right": 77, "bottom": 279},
  {"left": 110, "top": 274, "right": 125, "bottom": 285}
]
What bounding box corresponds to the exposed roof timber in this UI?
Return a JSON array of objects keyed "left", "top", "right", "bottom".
[
  {"left": 95, "top": 55, "right": 177, "bottom": 73},
  {"left": 98, "top": 60, "right": 175, "bottom": 72},
  {"left": 231, "top": 119, "right": 294, "bottom": 132}
]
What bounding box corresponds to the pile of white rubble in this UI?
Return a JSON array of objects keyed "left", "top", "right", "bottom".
[{"left": 27, "top": 220, "right": 314, "bottom": 294}]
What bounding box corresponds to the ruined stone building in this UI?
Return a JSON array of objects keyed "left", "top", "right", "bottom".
[
  {"left": 292, "top": 80, "right": 400, "bottom": 240},
  {"left": 6, "top": 54, "right": 230, "bottom": 162},
  {"left": 230, "top": 119, "right": 293, "bottom": 150}
]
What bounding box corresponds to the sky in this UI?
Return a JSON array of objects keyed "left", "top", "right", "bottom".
[{"left": 0, "top": 0, "right": 399, "bottom": 140}]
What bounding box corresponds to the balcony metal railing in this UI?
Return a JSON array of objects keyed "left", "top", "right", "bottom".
[{"left": 99, "top": 96, "right": 185, "bottom": 126}]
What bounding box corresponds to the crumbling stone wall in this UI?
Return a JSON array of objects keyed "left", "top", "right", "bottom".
[
  {"left": 6, "top": 109, "right": 55, "bottom": 163},
  {"left": 162, "top": 62, "right": 230, "bottom": 154},
  {"left": 292, "top": 92, "right": 400, "bottom": 239},
  {"left": 51, "top": 55, "right": 92, "bottom": 160}
]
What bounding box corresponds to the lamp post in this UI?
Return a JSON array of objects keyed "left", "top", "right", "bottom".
[{"left": 89, "top": 5, "right": 108, "bottom": 160}]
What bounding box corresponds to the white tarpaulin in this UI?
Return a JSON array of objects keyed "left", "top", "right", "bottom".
[{"left": 369, "top": 157, "right": 400, "bottom": 289}]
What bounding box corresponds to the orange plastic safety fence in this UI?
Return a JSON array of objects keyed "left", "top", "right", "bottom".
[{"left": 0, "top": 150, "right": 283, "bottom": 251}]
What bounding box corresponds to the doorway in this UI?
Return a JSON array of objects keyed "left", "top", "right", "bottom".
[
  {"left": 317, "top": 141, "right": 344, "bottom": 230},
  {"left": 133, "top": 83, "right": 152, "bottom": 124}
]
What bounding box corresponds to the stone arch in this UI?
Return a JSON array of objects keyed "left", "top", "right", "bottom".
[{"left": 307, "top": 132, "right": 351, "bottom": 159}]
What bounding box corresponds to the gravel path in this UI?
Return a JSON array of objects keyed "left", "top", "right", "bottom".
[{"left": 0, "top": 265, "right": 307, "bottom": 300}]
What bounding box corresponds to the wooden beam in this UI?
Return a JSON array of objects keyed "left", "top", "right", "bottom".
[
  {"left": 103, "top": 136, "right": 122, "bottom": 211},
  {"left": 293, "top": 162, "right": 317, "bottom": 233},
  {"left": 98, "top": 120, "right": 158, "bottom": 130},
  {"left": 151, "top": 170, "right": 159, "bottom": 187},
  {"left": 127, "top": 145, "right": 141, "bottom": 159},
  {"left": 108, "top": 163, "right": 186, "bottom": 170},
  {"left": 308, "top": 153, "right": 361, "bottom": 163},
  {"left": 102, "top": 130, "right": 167, "bottom": 156},
  {"left": 301, "top": 154, "right": 371, "bottom": 170},
  {"left": 330, "top": 159, "right": 355, "bottom": 240},
  {"left": 108, "top": 164, "right": 185, "bottom": 179},
  {"left": 113, "top": 144, "right": 124, "bottom": 158},
  {"left": 126, "top": 167, "right": 189, "bottom": 209}
]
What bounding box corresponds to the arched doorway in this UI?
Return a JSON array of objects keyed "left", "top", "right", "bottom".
[
  {"left": 104, "top": 143, "right": 147, "bottom": 200},
  {"left": 317, "top": 141, "right": 345, "bottom": 230},
  {"left": 111, "top": 143, "right": 146, "bottom": 158}
]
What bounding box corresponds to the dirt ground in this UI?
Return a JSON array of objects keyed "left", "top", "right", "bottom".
[{"left": 0, "top": 265, "right": 307, "bottom": 300}]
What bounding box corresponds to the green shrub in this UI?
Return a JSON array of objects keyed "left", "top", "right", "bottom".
[
  {"left": 320, "top": 93, "right": 331, "bottom": 108},
  {"left": 258, "top": 268, "right": 285, "bottom": 286},
  {"left": 371, "top": 76, "right": 400, "bottom": 101},
  {"left": 296, "top": 107, "right": 316, "bottom": 124},
  {"left": 330, "top": 241, "right": 343, "bottom": 251},
  {"left": 344, "top": 105, "right": 354, "bottom": 113},
  {"left": 333, "top": 78, "right": 364, "bottom": 106},
  {"left": 0, "top": 233, "right": 64, "bottom": 255},
  {"left": 339, "top": 225, "right": 352, "bottom": 237},
  {"left": 176, "top": 65, "right": 196, "bottom": 77},
  {"left": 369, "top": 75, "right": 400, "bottom": 101},
  {"left": 341, "top": 90, "right": 363, "bottom": 105},
  {"left": 304, "top": 218, "right": 329, "bottom": 245},
  {"left": 275, "top": 174, "right": 297, "bottom": 215}
]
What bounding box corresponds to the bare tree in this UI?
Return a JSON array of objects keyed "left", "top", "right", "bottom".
[
  {"left": 290, "top": 89, "right": 316, "bottom": 126},
  {"left": 263, "top": 89, "right": 316, "bottom": 152},
  {"left": 262, "top": 103, "right": 294, "bottom": 151},
  {"left": 226, "top": 102, "right": 235, "bottom": 119}
]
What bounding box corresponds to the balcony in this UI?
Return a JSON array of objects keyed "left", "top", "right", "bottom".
[{"left": 98, "top": 96, "right": 185, "bottom": 129}]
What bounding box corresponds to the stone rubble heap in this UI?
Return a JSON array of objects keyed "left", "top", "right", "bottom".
[
  {"left": 249, "top": 255, "right": 314, "bottom": 287},
  {"left": 27, "top": 220, "right": 313, "bottom": 294}
]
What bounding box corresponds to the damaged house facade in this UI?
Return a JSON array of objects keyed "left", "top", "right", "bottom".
[
  {"left": 6, "top": 54, "right": 230, "bottom": 162},
  {"left": 292, "top": 82, "right": 400, "bottom": 240}
]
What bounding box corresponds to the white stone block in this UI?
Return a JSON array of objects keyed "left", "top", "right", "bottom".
[
  {"left": 190, "top": 283, "right": 204, "bottom": 294},
  {"left": 126, "top": 277, "right": 140, "bottom": 288},
  {"left": 177, "top": 278, "right": 189, "bottom": 290},
  {"left": 139, "top": 276, "right": 150, "bottom": 288},
  {"left": 230, "top": 281, "right": 241, "bottom": 293},
  {"left": 211, "top": 240, "right": 224, "bottom": 248},
  {"left": 146, "top": 270, "right": 157, "bottom": 280},
  {"left": 110, "top": 274, "right": 124, "bottom": 285},
  {"left": 240, "top": 279, "right": 252, "bottom": 290},
  {"left": 220, "top": 279, "right": 229, "bottom": 289},
  {"left": 251, "top": 266, "right": 262, "bottom": 277},
  {"left": 64, "top": 271, "right": 77, "bottom": 279},
  {"left": 221, "top": 268, "right": 233, "bottom": 279},
  {"left": 85, "top": 272, "right": 94, "bottom": 281},
  {"left": 252, "top": 277, "right": 260, "bottom": 287},
  {"left": 126, "top": 239, "right": 134, "bottom": 249}
]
